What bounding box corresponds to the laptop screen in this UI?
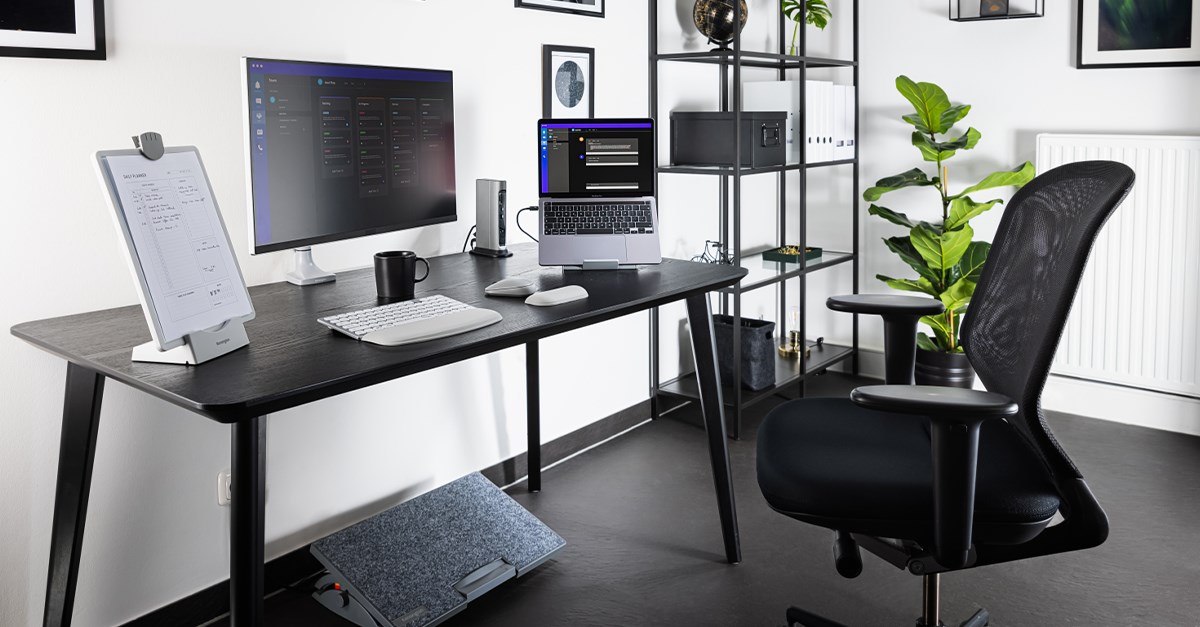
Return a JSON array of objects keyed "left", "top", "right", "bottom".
[{"left": 539, "top": 119, "right": 655, "bottom": 198}]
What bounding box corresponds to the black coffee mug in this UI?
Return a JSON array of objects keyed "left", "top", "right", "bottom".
[{"left": 374, "top": 251, "right": 429, "bottom": 300}]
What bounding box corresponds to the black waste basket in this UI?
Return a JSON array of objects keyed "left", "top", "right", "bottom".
[{"left": 712, "top": 315, "right": 776, "bottom": 391}]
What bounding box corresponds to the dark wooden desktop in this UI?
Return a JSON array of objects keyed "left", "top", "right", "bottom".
[{"left": 12, "top": 245, "right": 746, "bottom": 627}]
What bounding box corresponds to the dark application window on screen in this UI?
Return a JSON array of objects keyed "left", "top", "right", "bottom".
[
  {"left": 541, "top": 123, "right": 654, "bottom": 196},
  {"left": 248, "top": 62, "right": 456, "bottom": 250}
]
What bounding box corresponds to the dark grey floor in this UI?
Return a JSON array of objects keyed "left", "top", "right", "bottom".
[{"left": 228, "top": 373, "right": 1200, "bottom": 627}]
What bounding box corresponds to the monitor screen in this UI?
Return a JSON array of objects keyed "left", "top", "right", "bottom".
[
  {"left": 245, "top": 58, "right": 456, "bottom": 254},
  {"left": 538, "top": 119, "right": 655, "bottom": 198}
]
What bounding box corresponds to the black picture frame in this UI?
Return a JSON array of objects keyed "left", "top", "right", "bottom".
[
  {"left": 0, "top": 0, "right": 106, "bottom": 60},
  {"left": 516, "top": 0, "right": 605, "bottom": 19},
  {"left": 1077, "top": 0, "right": 1199, "bottom": 69},
  {"left": 542, "top": 45, "right": 595, "bottom": 119}
]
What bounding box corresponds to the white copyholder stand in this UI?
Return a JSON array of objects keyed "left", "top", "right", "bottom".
[{"left": 97, "top": 132, "right": 255, "bottom": 366}]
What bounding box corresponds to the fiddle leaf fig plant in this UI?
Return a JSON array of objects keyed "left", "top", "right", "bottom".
[
  {"left": 782, "top": 0, "right": 832, "bottom": 56},
  {"left": 865, "top": 76, "right": 1036, "bottom": 353}
]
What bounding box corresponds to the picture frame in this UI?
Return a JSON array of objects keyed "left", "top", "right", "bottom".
[
  {"left": 543, "top": 45, "right": 595, "bottom": 119},
  {"left": 0, "top": 0, "right": 106, "bottom": 60},
  {"left": 1077, "top": 0, "right": 1199, "bottom": 68},
  {"left": 516, "top": 0, "right": 605, "bottom": 18}
]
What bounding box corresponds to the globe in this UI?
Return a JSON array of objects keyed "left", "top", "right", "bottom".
[{"left": 693, "top": 0, "right": 748, "bottom": 49}]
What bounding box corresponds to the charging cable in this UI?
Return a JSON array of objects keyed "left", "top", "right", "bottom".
[
  {"left": 516, "top": 206, "right": 539, "bottom": 243},
  {"left": 461, "top": 224, "right": 477, "bottom": 253}
]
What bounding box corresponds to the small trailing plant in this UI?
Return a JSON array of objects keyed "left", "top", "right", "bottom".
[
  {"left": 863, "top": 76, "right": 1035, "bottom": 353},
  {"left": 782, "top": 0, "right": 832, "bottom": 56}
]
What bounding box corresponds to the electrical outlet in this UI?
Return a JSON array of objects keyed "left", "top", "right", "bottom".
[{"left": 217, "top": 469, "right": 232, "bottom": 506}]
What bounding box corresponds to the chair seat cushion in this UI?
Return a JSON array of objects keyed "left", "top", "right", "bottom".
[{"left": 756, "top": 397, "right": 1062, "bottom": 545}]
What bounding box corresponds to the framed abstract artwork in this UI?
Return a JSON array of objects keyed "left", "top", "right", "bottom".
[
  {"left": 0, "top": 0, "right": 106, "bottom": 60},
  {"left": 1078, "top": 0, "right": 1200, "bottom": 68},
  {"left": 517, "top": 0, "right": 605, "bottom": 18},
  {"left": 542, "top": 45, "right": 594, "bottom": 118}
]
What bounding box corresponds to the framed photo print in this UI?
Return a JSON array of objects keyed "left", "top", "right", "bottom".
[
  {"left": 0, "top": 0, "right": 105, "bottom": 60},
  {"left": 1078, "top": 0, "right": 1200, "bottom": 68},
  {"left": 543, "top": 45, "right": 595, "bottom": 118},
  {"left": 517, "top": 0, "right": 605, "bottom": 18}
]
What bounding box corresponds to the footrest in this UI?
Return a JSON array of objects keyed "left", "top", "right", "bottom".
[{"left": 311, "top": 473, "right": 566, "bottom": 627}]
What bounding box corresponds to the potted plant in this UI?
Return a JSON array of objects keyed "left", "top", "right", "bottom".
[
  {"left": 782, "top": 0, "right": 832, "bottom": 56},
  {"left": 863, "top": 75, "right": 1035, "bottom": 387}
]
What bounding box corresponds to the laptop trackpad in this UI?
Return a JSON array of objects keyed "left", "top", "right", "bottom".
[{"left": 575, "top": 236, "right": 628, "bottom": 261}]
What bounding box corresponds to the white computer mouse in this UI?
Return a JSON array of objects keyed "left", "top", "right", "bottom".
[
  {"left": 485, "top": 277, "right": 537, "bottom": 297},
  {"left": 525, "top": 285, "right": 588, "bottom": 307}
]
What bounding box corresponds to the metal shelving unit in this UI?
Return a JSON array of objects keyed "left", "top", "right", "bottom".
[{"left": 648, "top": 0, "right": 861, "bottom": 439}]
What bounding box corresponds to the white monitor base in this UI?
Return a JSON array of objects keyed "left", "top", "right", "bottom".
[
  {"left": 286, "top": 247, "right": 336, "bottom": 286},
  {"left": 132, "top": 321, "right": 250, "bottom": 365}
]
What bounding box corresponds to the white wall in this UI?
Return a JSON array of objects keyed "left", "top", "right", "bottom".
[{"left": 0, "top": 2, "right": 648, "bottom": 625}]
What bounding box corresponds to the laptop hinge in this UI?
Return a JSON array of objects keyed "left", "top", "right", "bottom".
[{"left": 564, "top": 259, "right": 634, "bottom": 271}]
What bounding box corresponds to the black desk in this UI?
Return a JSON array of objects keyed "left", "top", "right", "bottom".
[{"left": 12, "top": 247, "right": 746, "bottom": 627}]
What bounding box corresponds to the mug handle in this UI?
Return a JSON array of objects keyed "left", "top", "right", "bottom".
[{"left": 415, "top": 257, "right": 430, "bottom": 283}]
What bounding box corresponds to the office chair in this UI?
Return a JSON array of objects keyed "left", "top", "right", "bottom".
[{"left": 756, "top": 161, "right": 1135, "bottom": 627}]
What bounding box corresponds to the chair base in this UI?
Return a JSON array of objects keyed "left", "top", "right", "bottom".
[{"left": 786, "top": 607, "right": 988, "bottom": 627}]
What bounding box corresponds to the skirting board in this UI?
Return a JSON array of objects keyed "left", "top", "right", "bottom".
[
  {"left": 122, "top": 401, "right": 652, "bottom": 627},
  {"left": 848, "top": 347, "right": 1200, "bottom": 437}
]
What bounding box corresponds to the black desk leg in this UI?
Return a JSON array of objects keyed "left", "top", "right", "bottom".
[
  {"left": 231, "top": 418, "right": 266, "bottom": 626},
  {"left": 43, "top": 363, "right": 105, "bottom": 627},
  {"left": 685, "top": 294, "right": 742, "bottom": 565},
  {"left": 526, "top": 341, "right": 541, "bottom": 493}
]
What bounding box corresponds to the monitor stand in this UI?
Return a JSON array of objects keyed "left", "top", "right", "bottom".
[{"left": 286, "top": 247, "right": 336, "bottom": 286}]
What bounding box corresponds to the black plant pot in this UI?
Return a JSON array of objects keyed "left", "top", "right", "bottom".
[{"left": 914, "top": 349, "right": 976, "bottom": 389}]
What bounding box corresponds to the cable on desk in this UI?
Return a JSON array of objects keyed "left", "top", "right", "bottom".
[
  {"left": 462, "top": 224, "right": 477, "bottom": 252},
  {"left": 516, "top": 206, "right": 538, "bottom": 243}
]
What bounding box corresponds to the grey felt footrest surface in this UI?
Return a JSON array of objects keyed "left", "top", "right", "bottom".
[{"left": 311, "top": 472, "right": 566, "bottom": 627}]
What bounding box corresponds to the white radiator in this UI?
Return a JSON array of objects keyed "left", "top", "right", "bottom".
[{"left": 1036, "top": 134, "right": 1200, "bottom": 399}]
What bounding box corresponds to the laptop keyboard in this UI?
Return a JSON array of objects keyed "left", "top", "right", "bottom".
[{"left": 543, "top": 201, "right": 655, "bottom": 236}]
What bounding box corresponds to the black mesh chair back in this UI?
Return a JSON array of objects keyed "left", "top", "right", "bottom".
[{"left": 963, "top": 161, "right": 1135, "bottom": 484}]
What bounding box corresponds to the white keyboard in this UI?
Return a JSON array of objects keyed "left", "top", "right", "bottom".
[{"left": 319, "top": 295, "right": 502, "bottom": 346}]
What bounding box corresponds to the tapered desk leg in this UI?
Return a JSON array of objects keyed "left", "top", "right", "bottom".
[
  {"left": 43, "top": 363, "right": 105, "bottom": 627},
  {"left": 230, "top": 418, "right": 265, "bottom": 626},
  {"left": 685, "top": 293, "right": 741, "bottom": 564},
  {"left": 526, "top": 341, "right": 541, "bottom": 493}
]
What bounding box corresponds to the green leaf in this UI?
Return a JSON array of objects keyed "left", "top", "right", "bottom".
[
  {"left": 896, "top": 76, "right": 950, "bottom": 135},
  {"left": 938, "top": 104, "right": 971, "bottom": 133},
  {"left": 878, "top": 274, "right": 939, "bottom": 297},
  {"left": 912, "top": 128, "right": 981, "bottom": 163},
  {"left": 917, "top": 332, "right": 940, "bottom": 352},
  {"left": 782, "top": 0, "right": 832, "bottom": 29},
  {"left": 883, "top": 236, "right": 941, "bottom": 284},
  {"left": 863, "top": 168, "right": 935, "bottom": 201},
  {"left": 956, "top": 241, "right": 990, "bottom": 282},
  {"left": 921, "top": 314, "right": 955, "bottom": 349},
  {"left": 868, "top": 204, "right": 915, "bottom": 228},
  {"left": 951, "top": 162, "right": 1036, "bottom": 199},
  {"left": 945, "top": 196, "right": 1002, "bottom": 231},
  {"left": 939, "top": 277, "right": 976, "bottom": 311},
  {"left": 910, "top": 223, "right": 973, "bottom": 271}
]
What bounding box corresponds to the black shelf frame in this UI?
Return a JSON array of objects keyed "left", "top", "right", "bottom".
[
  {"left": 647, "top": 0, "right": 861, "bottom": 439},
  {"left": 948, "top": 0, "right": 1043, "bottom": 21}
]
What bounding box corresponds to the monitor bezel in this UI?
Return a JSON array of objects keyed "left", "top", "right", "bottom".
[
  {"left": 242, "top": 57, "right": 457, "bottom": 255},
  {"left": 537, "top": 118, "right": 656, "bottom": 199}
]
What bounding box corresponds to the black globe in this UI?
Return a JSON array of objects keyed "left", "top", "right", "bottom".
[{"left": 693, "top": 0, "right": 748, "bottom": 48}]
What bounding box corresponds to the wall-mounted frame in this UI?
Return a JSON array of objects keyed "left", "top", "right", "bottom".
[
  {"left": 517, "top": 0, "right": 604, "bottom": 18},
  {"left": 543, "top": 45, "right": 595, "bottom": 118},
  {"left": 949, "top": 0, "right": 1043, "bottom": 22},
  {"left": 1078, "top": 0, "right": 1200, "bottom": 68},
  {"left": 0, "top": 0, "right": 106, "bottom": 60}
]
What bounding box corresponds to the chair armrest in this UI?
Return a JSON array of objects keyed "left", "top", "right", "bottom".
[
  {"left": 827, "top": 296, "right": 944, "bottom": 385},
  {"left": 849, "top": 385, "right": 1018, "bottom": 424},
  {"left": 826, "top": 294, "right": 945, "bottom": 317},
  {"left": 850, "top": 384, "right": 1018, "bottom": 570}
]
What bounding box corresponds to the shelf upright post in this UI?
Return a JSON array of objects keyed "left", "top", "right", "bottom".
[
  {"left": 778, "top": 0, "right": 789, "bottom": 343},
  {"left": 730, "top": 0, "right": 744, "bottom": 439},
  {"left": 852, "top": 0, "right": 861, "bottom": 375},
  {"left": 797, "top": 0, "right": 809, "bottom": 398},
  {"left": 649, "top": 0, "right": 662, "bottom": 417}
]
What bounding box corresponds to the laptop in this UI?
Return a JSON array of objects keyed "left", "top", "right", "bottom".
[{"left": 537, "top": 118, "right": 662, "bottom": 268}]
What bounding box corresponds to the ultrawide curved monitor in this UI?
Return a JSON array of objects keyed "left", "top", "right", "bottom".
[{"left": 243, "top": 57, "right": 457, "bottom": 254}]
